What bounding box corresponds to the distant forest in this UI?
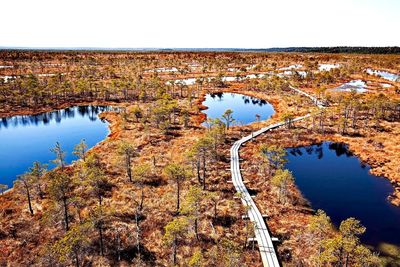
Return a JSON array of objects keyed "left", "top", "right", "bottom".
[
  {"left": 262, "top": 46, "right": 400, "bottom": 54},
  {"left": 1, "top": 46, "right": 399, "bottom": 54},
  {"left": 174, "top": 47, "right": 400, "bottom": 54},
  {"left": 165, "top": 47, "right": 400, "bottom": 54}
]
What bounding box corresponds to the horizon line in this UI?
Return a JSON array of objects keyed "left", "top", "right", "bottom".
[{"left": 1, "top": 46, "right": 400, "bottom": 51}]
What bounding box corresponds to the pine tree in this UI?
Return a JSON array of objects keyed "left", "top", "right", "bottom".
[
  {"left": 48, "top": 172, "right": 74, "bottom": 231},
  {"left": 164, "top": 163, "right": 190, "bottom": 213},
  {"left": 271, "top": 169, "right": 294, "bottom": 204},
  {"left": 14, "top": 174, "right": 34, "bottom": 215},
  {"left": 83, "top": 154, "right": 108, "bottom": 206},
  {"left": 163, "top": 217, "right": 189, "bottom": 265},
  {"left": 132, "top": 163, "right": 151, "bottom": 210},
  {"left": 51, "top": 142, "right": 66, "bottom": 169},
  {"left": 180, "top": 185, "right": 203, "bottom": 240},
  {"left": 222, "top": 109, "right": 235, "bottom": 130},
  {"left": 118, "top": 141, "right": 137, "bottom": 182},
  {"left": 28, "top": 161, "right": 47, "bottom": 199},
  {"left": 73, "top": 139, "right": 88, "bottom": 161},
  {"left": 51, "top": 222, "right": 91, "bottom": 267}
]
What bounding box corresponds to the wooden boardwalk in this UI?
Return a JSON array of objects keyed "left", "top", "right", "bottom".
[{"left": 229, "top": 86, "right": 323, "bottom": 266}]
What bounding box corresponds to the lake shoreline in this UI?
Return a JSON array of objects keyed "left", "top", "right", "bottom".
[
  {"left": 0, "top": 99, "right": 123, "bottom": 118},
  {"left": 240, "top": 119, "right": 400, "bottom": 207},
  {"left": 2, "top": 88, "right": 398, "bottom": 206},
  {"left": 239, "top": 125, "right": 400, "bottom": 261},
  {"left": 0, "top": 103, "right": 121, "bottom": 190},
  {"left": 285, "top": 141, "right": 400, "bottom": 247},
  {"left": 195, "top": 86, "right": 287, "bottom": 128}
]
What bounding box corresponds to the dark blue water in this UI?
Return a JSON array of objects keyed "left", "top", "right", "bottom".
[
  {"left": 202, "top": 93, "right": 275, "bottom": 125},
  {"left": 286, "top": 142, "right": 400, "bottom": 247},
  {"left": 0, "top": 106, "right": 112, "bottom": 188}
]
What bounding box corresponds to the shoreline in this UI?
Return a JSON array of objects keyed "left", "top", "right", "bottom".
[
  {"left": 195, "top": 86, "right": 289, "bottom": 128},
  {"left": 0, "top": 102, "right": 122, "bottom": 193},
  {"left": 240, "top": 131, "right": 400, "bottom": 259},
  {"left": 2, "top": 87, "right": 399, "bottom": 208},
  {"left": 0, "top": 100, "right": 123, "bottom": 118}
]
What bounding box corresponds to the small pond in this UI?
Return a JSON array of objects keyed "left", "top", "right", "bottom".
[
  {"left": 332, "top": 80, "right": 367, "bottom": 93},
  {"left": 278, "top": 70, "right": 307, "bottom": 78},
  {"left": 201, "top": 93, "right": 275, "bottom": 125},
  {"left": 285, "top": 142, "right": 400, "bottom": 247},
  {"left": 318, "top": 63, "right": 341, "bottom": 71},
  {"left": 366, "top": 69, "right": 400, "bottom": 82},
  {"left": 0, "top": 105, "right": 113, "bottom": 188}
]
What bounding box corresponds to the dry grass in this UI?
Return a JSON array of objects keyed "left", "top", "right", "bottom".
[{"left": 1, "top": 51, "right": 399, "bottom": 266}]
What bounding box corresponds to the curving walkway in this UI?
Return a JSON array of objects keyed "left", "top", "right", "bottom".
[
  {"left": 230, "top": 86, "right": 323, "bottom": 266},
  {"left": 289, "top": 85, "right": 326, "bottom": 108}
]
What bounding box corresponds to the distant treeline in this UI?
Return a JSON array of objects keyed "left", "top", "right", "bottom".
[
  {"left": 262, "top": 46, "right": 400, "bottom": 54},
  {"left": 1, "top": 46, "right": 399, "bottom": 54},
  {"left": 161, "top": 47, "right": 400, "bottom": 54},
  {"left": 177, "top": 47, "right": 400, "bottom": 54}
]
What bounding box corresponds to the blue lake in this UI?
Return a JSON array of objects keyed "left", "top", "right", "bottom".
[
  {"left": 0, "top": 106, "right": 112, "bottom": 188},
  {"left": 202, "top": 93, "right": 275, "bottom": 125},
  {"left": 285, "top": 142, "right": 400, "bottom": 247}
]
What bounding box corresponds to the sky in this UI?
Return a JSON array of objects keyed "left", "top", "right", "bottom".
[{"left": 1, "top": 0, "right": 399, "bottom": 48}]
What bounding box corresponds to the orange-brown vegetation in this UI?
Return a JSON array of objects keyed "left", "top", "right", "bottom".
[{"left": 0, "top": 51, "right": 399, "bottom": 266}]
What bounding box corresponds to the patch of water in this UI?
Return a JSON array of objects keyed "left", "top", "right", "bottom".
[
  {"left": 0, "top": 106, "right": 113, "bottom": 188},
  {"left": 201, "top": 92, "right": 275, "bottom": 126},
  {"left": 332, "top": 80, "right": 367, "bottom": 93},
  {"left": 366, "top": 69, "right": 400, "bottom": 82},
  {"left": 318, "top": 63, "right": 341, "bottom": 71},
  {"left": 286, "top": 142, "right": 400, "bottom": 247}
]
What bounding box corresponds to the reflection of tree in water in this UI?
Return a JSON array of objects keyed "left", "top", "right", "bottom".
[
  {"left": 305, "top": 146, "right": 314, "bottom": 155},
  {"left": 289, "top": 147, "right": 303, "bottom": 156},
  {"left": 0, "top": 105, "right": 113, "bottom": 129},
  {"left": 288, "top": 143, "right": 324, "bottom": 159},
  {"left": 315, "top": 145, "right": 324, "bottom": 159},
  {"left": 209, "top": 92, "right": 224, "bottom": 100},
  {"left": 328, "top": 142, "right": 353, "bottom": 157},
  {"left": 208, "top": 93, "right": 268, "bottom": 107},
  {"left": 288, "top": 142, "right": 369, "bottom": 170},
  {"left": 290, "top": 142, "right": 352, "bottom": 158},
  {"left": 64, "top": 107, "right": 75, "bottom": 118},
  {"left": 242, "top": 95, "right": 268, "bottom": 106},
  {"left": 0, "top": 118, "right": 8, "bottom": 128},
  {"left": 55, "top": 110, "right": 62, "bottom": 123}
]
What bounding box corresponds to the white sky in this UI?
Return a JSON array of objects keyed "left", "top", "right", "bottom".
[{"left": 1, "top": 0, "right": 399, "bottom": 48}]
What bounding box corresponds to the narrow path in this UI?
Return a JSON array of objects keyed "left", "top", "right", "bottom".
[{"left": 230, "top": 86, "right": 323, "bottom": 266}]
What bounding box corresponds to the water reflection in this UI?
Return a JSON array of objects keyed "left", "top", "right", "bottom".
[
  {"left": 0, "top": 106, "right": 113, "bottom": 129},
  {"left": 328, "top": 142, "right": 353, "bottom": 157},
  {"left": 0, "top": 105, "right": 114, "bottom": 188},
  {"left": 285, "top": 142, "right": 400, "bottom": 247},
  {"left": 202, "top": 93, "right": 275, "bottom": 125},
  {"left": 366, "top": 69, "right": 400, "bottom": 82},
  {"left": 333, "top": 80, "right": 367, "bottom": 93},
  {"left": 209, "top": 93, "right": 268, "bottom": 107},
  {"left": 209, "top": 92, "right": 224, "bottom": 99},
  {"left": 289, "top": 143, "right": 360, "bottom": 162}
]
